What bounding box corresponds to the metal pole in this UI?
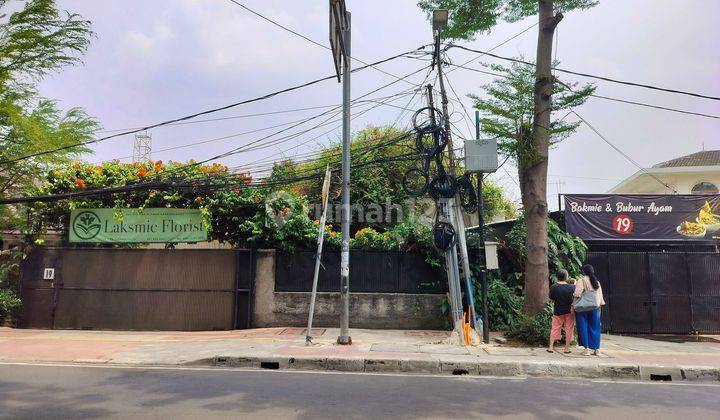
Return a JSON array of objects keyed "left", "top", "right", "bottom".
[
  {"left": 337, "top": 12, "right": 352, "bottom": 345},
  {"left": 477, "top": 173, "right": 490, "bottom": 344},
  {"left": 307, "top": 167, "right": 332, "bottom": 345}
]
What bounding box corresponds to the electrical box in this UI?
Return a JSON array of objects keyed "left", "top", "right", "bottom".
[
  {"left": 484, "top": 242, "right": 499, "bottom": 270},
  {"left": 465, "top": 139, "right": 498, "bottom": 173}
]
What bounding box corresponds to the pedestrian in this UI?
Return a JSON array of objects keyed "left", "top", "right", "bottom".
[
  {"left": 547, "top": 269, "right": 575, "bottom": 353},
  {"left": 574, "top": 264, "right": 605, "bottom": 356}
]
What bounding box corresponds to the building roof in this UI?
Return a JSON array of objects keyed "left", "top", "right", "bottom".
[{"left": 653, "top": 150, "right": 720, "bottom": 168}]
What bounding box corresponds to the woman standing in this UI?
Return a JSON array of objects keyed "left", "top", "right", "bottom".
[{"left": 574, "top": 264, "right": 605, "bottom": 356}]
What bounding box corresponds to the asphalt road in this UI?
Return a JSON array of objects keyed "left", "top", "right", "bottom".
[{"left": 0, "top": 364, "right": 718, "bottom": 419}]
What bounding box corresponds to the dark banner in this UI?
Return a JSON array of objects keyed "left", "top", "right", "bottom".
[{"left": 564, "top": 194, "right": 720, "bottom": 241}]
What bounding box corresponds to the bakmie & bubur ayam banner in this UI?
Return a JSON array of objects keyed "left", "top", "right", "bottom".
[{"left": 564, "top": 194, "right": 720, "bottom": 241}]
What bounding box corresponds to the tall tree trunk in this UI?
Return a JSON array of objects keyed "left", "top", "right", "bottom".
[{"left": 522, "top": 0, "right": 563, "bottom": 315}]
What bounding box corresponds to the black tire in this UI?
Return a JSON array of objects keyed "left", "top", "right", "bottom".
[
  {"left": 428, "top": 173, "right": 457, "bottom": 200},
  {"left": 415, "top": 131, "right": 440, "bottom": 156},
  {"left": 456, "top": 175, "right": 478, "bottom": 213},
  {"left": 402, "top": 168, "right": 429, "bottom": 197},
  {"left": 432, "top": 221, "right": 456, "bottom": 251},
  {"left": 412, "top": 107, "right": 444, "bottom": 134}
]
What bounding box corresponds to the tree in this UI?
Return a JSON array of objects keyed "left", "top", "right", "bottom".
[
  {"left": 0, "top": 0, "right": 98, "bottom": 230},
  {"left": 472, "top": 60, "right": 594, "bottom": 312},
  {"left": 418, "top": 0, "right": 597, "bottom": 314}
]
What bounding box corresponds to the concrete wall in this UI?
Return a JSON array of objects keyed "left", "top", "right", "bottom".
[{"left": 252, "top": 250, "right": 447, "bottom": 330}]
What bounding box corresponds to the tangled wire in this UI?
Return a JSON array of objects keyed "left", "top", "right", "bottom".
[{"left": 401, "top": 106, "right": 478, "bottom": 250}]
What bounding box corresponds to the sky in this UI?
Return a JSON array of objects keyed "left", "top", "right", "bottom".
[{"left": 38, "top": 0, "right": 720, "bottom": 209}]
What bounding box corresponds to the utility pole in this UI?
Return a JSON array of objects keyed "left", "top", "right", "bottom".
[
  {"left": 331, "top": 0, "right": 352, "bottom": 345},
  {"left": 433, "top": 26, "right": 455, "bottom": 174}
]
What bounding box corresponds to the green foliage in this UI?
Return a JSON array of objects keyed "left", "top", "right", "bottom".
[
  {"left": 0, "top": 250, "right": 24, "bottom": 324},
  {"left": 481, "top": 178, "right": 517, "bottom": 221},
  {"left": 471, "top": 271, "right": 523, "bottom": 331},
  {"left": 470, "top": 60, "right": 595, "bottom": 166},
  {"left": 417, "top": 0, "right": 598, "bottom": 41},
  {"left": 507, "top": 216, "right": 587, "bottom": 283},
  {"left": 0, "top": 0, "right": 98, "bottom": 229},
  {"left": 501, "top": 304, "right": 554, "bottom": 346},
  {"left": 0, "top": 289, "right": 21, "bottom": 322}
]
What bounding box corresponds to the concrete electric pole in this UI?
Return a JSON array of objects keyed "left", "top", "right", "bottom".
[{"left": 330, "top": 0, "right": 351, "bottom": 345}]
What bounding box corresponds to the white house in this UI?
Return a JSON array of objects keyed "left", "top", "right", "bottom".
[{"left": 609, "top": 150, "right": 720, "bottom": 195}]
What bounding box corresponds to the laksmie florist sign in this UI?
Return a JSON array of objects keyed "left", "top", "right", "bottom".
[{"left": 69, "top": 208, "right": 208, "bottom": 243}]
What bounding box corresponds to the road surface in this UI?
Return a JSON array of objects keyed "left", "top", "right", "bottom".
[{"left": 0, "top": 363, "right": 717, "bottom": 419}]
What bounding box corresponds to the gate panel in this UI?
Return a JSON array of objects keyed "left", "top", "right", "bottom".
[
  {"left": 649, "top": 253, "right": 692, "bottom": 333},
  {"left": 20, "top": 248, "right": 249, "bottom": 331},
  {"left": 607, "top": 253, "right": 651, "bottom": 333},
  {"left": 53, "top": 290, "right": 235, "bottom": 330},
  {"left": 688, "top": 253, "right": 720, "bottom": 333},
  {"left": 691, "top": 297, "right": 720, "bottom": 333}
]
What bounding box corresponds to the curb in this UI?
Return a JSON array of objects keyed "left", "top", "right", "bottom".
[{"left": 186, "top": 355, "right": 720, "bottom": 383}]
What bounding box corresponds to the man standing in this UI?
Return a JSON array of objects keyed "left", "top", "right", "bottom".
[{"left": 547, "top": 269, "right": 575, "bottom": 353}]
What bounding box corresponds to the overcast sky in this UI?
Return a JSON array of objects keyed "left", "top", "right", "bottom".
[{"left": 39, "top": 0, "right": 720, "bottom": 209}]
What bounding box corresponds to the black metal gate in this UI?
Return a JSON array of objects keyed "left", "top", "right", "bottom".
[
  {"left": 587, "top": 252, "right": 720, "bottom": 334},
  {"left": 19, "top": 248, "right": 254, "bottom": 331}
]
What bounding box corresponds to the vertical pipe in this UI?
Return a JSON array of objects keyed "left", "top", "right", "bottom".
[
  {"left": 477, "top": 173, "right": 490, "bottom": 344},
  {"left": 338, "top": 12, "right": 352, "bottom": 345}
]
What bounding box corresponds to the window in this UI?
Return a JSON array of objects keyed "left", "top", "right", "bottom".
[{"left": 691, "top": 181, "right": 719, "bottom": 195}]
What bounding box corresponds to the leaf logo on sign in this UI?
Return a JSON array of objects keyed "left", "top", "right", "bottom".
[{"left": 72, "top": 210, "right": 102, "bottom": 240}]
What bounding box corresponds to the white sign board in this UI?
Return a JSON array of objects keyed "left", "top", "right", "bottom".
[
  {"left": 484, "top": 242, "right": 499, "bottom": 270},
  {"left": 43, "top": 268, "right": 55, "bottom": 280},
  {"left": 465, "top": 139, "right": 498, "bottom": 173}
]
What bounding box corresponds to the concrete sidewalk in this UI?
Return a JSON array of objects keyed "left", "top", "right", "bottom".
[{"left": 1, "top": 327, "right": 718, "bottom": 382}]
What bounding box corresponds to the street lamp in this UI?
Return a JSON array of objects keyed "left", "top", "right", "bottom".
[{"left": 432, "top": 9, "right": 448, "bottom": 31}]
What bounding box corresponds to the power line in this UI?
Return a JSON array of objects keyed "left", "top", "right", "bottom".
[
  {"left": 570, "top": 110, "right": 677, "bottom": 193},
  {"left": 0, "top": 47, "right": 423, "bottom": 166},
  {"left": 95, "top": 90, "right": 416, "bottom": 163},
  {"left": 449, "top": 45, "right": 720, "bottom": 101},
  {"left": 448, "top": 61, "right": 720, "bottom": 120},
  {"left": 224, "top": 0, "right": 475, "bottom": 111},
  {"left": 95, "top": 104, "right": 341, "bottom": 134},
  {"left": 1, "top": 132, "right": 421, "bottom": 205},
  {"left": 110, "top": 65, "right": 430, "bottom": 185}
]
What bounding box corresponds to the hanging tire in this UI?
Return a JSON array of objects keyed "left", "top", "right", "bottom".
[
  {"left": 428, "top": 173, "right": 457, "bottom": 200},
  {"left": 402, "top": 168, "right": 429, "bottom": 197},
  {"left": 412, "top": 107, "right": 444, "bottom": 134},
  {"left": 432, "top": 221, "right": 456, "bottom": 251},
  {"left": 456, "top": 175, "right": 478, "bottom": 213}
]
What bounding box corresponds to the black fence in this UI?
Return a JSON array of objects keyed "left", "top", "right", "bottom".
[
  {"left": 19, "top": 248, "right": 254, "bottom": 331},
  {"left": 586, "top": 251, "right": 720, "bottom": 334},
  {"left": 275, "top": 250, "right": 447, "bottom": 294}
]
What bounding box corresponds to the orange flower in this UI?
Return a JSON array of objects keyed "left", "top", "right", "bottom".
[
  {"left": 194, "top": 196, "right": 202, "bottom": 203},
  {"left": 137, "top": 167, "right": 149, "bottom": 178},
  {"left": 72, "top": 162, "right": 81, "bottom": 170},
  {"left": 74, "top": 178, "right": 86, "bottom": 189},
  {"left": 253, "top": 196, "right": 261, "bottom": 204}
]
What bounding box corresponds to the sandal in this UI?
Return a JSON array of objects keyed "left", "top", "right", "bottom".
[
  {"left": 546, "top": 349, "right": 554, "bottom": 353},
  {"left": 563, "top": 350, "right": 572, "bottom": 354}
]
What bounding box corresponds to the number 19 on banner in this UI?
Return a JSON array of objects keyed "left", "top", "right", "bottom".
[{"left": 612, "top": 214, "right": 634, "bottom": 235}]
